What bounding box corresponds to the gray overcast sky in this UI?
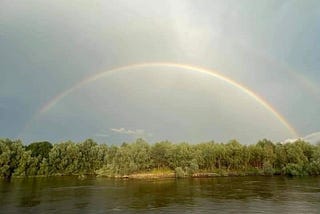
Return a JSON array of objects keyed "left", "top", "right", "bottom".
[{"left": 0, "top": 0, "right": 319, "bottom": 144}]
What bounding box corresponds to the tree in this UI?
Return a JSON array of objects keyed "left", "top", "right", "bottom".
[
  {"left": 77, "top": 139, "right": 102, "bottom": 174},
  {"left": 151, "top": 141, "right": 173, "bottom": 169},
  {"left": 194, "top": 141, "right": 216, "bottom": 170},
  {"left": 249, "top": 144, "right": 264, "bottom": 169},
  {"left": 274, "top": 143, "right": 287, "bottom": 172},
  {"left": 48, "top": 141, "right": 80, "bottom": 175},
  {"left": 0, "top": 139, "right": 26, "bottom": 179},
  {"left": 26, "top": 141, "right": 53, "bottom": 159},
  {"left": 23, "top": 141, "right": 53, "bottom": 176},
  {"left": 225, "top": 140, "right": 243, "bottom": 170},
  {"left": 167, "top": 143, "right": 194, "bottom": 169},
  {"left": 214, "top": 143, "right": 226, "bottom": 169}
]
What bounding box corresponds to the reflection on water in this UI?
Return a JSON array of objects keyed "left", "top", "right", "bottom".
[{"left": 1, "top": 176, "right": 320, "bottom": 213}]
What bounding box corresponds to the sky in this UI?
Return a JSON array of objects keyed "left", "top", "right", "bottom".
[{"left": 0, "top": 0, "right": 319, "bottom": 144}]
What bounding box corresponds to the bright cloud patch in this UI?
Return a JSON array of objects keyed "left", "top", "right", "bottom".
[
  {"left": 303, "top": 132, "right": 320, "bottom": 144},
  {"left": 110, "top": 128, "right": 152, "bottom": 139},
  {"left": 283, "top": 131, "right": 320, "bottom": 144}
]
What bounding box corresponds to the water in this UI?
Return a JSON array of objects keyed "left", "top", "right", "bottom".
[{"left": 0, "top": 176, "right": 319, "bottom": 213}]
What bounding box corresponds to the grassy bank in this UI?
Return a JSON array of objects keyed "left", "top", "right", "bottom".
[{"left": 94, "top": 167, "right": 285, "bottom": 179}]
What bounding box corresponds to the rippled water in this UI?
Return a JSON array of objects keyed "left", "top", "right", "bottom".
[{"left": 1, "top": 176, "right": 319, "bottom": 213}]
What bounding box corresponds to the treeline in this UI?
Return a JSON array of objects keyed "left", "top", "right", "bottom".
[{"left": 1, "top": 138, "right": 320, "bottom": 179}]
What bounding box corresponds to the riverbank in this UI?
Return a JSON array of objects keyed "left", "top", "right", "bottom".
[
  {"left": 5, "top": 170, "right": 317, "bottom": 181},
  {"left": 2, "top": 139, "right": 320, "bottom": 179},
  {"left": 94, "top": 168, "right": 280, "bottom": 179}
]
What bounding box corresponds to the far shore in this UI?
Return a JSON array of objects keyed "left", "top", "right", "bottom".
[
  {"left": 7, "top": 171, "right": 279, "bottom": 180},
  {"left": 93, "top": 169, "right": 283, "bottom": 179}
]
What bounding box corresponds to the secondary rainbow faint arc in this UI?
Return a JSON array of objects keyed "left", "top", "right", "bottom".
[{"left": 25, "top": 62, "right": 299, "bottom": 137}]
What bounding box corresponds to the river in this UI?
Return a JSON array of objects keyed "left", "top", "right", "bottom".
[{"left": 0, "top": 176, "right": 319, "bottom": 213}]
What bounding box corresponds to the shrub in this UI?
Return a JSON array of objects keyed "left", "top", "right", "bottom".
[
  {"left": 283, "top": 163, "right": 306, "bottom": 176},
  {"left": 175, "top": 167, "right": 185, "bottom": 178}
]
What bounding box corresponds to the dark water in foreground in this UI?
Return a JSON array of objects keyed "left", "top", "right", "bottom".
[{"left": 0, "top": 176, "right": 319, "bottom": 213}]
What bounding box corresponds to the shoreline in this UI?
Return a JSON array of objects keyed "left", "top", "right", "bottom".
[
  {"left": 92, "top": 170, "right": 282, "bottom": 179},
  {"left": 6, "top": 172, "right": 318, "bottom": 180}
]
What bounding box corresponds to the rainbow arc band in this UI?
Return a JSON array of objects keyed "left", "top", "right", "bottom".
[{"left": 21, "top": 62, "right": 299, "bottom": 138}]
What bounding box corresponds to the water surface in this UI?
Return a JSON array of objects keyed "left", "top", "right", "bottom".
[{"left": 1, "top": 176, "right": 319, "bottom": 213}]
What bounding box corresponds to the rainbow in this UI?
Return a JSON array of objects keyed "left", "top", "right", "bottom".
[{"left": 21, "top": 62, "right": 299, "bottom": 138}]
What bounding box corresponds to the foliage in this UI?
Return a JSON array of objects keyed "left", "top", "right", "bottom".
[
  {"left": 175, "top": 167, "right": 185, "bottom": 178},
  {"left": 1, "top": 137, "right": 320, "bottom": 179},
  {"left": 26, "top": 141, "right": 53, "bottom": 159},
  {"left": 0, "top": 139, "right": 26, "bottom": 179}
]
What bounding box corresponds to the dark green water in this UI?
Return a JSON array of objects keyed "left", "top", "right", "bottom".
[{"left": 0, "top": 176, "right": 319, "bottom": 213}]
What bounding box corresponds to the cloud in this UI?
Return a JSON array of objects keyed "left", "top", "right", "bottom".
[
  {"left": 110, "top": 128, "right": 152, "bottom": 139},
  {"left": 283, "top": 138, "right": 300, "bottom": 144},
  {"left": 303, "top": 132, "right": 320, "bottom": 144},
  {"left": 283, "top": 131, "right": 320, "bottom": 144}
]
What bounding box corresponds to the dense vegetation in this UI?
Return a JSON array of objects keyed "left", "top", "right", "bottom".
[{"left": 1, "top": 138, "right": 320, "bottom": 179}]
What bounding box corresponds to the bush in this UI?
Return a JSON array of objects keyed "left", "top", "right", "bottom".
[
  {"left": 283, "top": 163, "right": 306, "bottom": 176},
  {"left": 306, "top": 161, "right": 320, "bottom": 175},
  {"left": 175, "top": 167, "right": 185, "bottom": 178},
  {"left": 186, "top": 159, "right": 199, "bottom": 176},
  {"left": 263, "top": 161, "right": 275, "bottom": 176}
]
